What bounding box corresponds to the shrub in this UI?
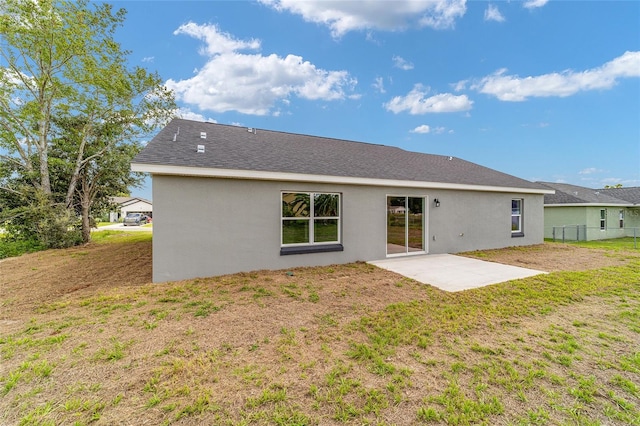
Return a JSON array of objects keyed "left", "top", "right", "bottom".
[
  {"left": 1, "top": 190, "right": 82, "bottom": 255},
  {"left": 0, "top": 236, "right": 44, "bottom": 259}
]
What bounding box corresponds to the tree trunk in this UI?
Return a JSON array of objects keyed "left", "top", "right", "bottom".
[
  {"left": 39, "top": 145, "right": 52, "bottom": 195},
  {"left": 38, "top": 105, "right": 52, "bottom": 195},
  {"left": 79, "top": 171, "right": 93, "bottom": 244},
  {"left": 66, "top": 165, "right": 81, "bottom": 209},
  {"left": 65, "top": 131, "right": 89, "bottom": 208},
  {"left": 80, "top": 192, "right": 92, "bottom": 244}
]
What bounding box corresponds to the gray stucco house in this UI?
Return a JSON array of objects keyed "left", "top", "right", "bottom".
[
  {"left": 538, "top": 182, "right": 640, "bottom": 241},
  {"left": 132, "top": 119, "right": 552, "bottom": 283}
]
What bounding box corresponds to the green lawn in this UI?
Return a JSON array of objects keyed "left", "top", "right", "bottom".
[
  {"left": 89, "top": 230, "right": 153, "bottom": 244},
  {"left": 568, "top": 236, "right": 639, "bottom": 250},
  {"left": 0, "top": 235, "right": 44, "bottom": 260}
]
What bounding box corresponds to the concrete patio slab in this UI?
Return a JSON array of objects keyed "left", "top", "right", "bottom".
[{"left": 368, "top": 254, "right": 547, "bottom": 292}]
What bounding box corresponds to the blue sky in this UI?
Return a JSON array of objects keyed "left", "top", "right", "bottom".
[{"left": 110, "top": 0, "right": 640, "bottom": 200}]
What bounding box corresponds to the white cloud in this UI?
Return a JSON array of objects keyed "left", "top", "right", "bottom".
[
  {"left": 393, "top": 55, "right": 414, "bottom": 70},
  {"left": 174, "top": 22, "right": 261, "bottom": 55},
  {"left": 166, "top": 23, "right": 356, "bottom": 115},
  {"left": 176, "top": 108, "right": 217, "bottom": 123},
  {"left": 412, "top": 124, "right": 431, "bottom": 133},
  {"left": 0, "top": 67, "right": 33, "bottom": 90},
  {"left": 452, "top": 79, "right": 468, "bottom": 92},
  {"left": 412, "top": 124, "right": 447, "bottom": 134},
  {"left": 384, "top": 84, "right": 473, "bottom": 114},
  {"left": 523, "top": 0, "right": 549, "bottom": 9},
  {"left": 418, "top": 0, "right": 467, "bottom": 30},
  {"left": 372, "top": 76, "right": 386, "bottom": 93},
  {"left": 579, "top": 167, "right": 602, "bottom": 175},
  {"left": 260, "top": 0, "right": 467, "bottom": 37},
  {"left": 141, "top": 56, "right": 155, "bottom": 63},
  {"left": 473, "top": 51, "right": 640, "bottom": 101},
  {"left": 484, "top": 4, "right": 505, "bottom": 22}
]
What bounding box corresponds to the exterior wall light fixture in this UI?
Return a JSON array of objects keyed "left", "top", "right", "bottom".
[{"left": 434, "top": 198, "right": 440, "bottom": 207}]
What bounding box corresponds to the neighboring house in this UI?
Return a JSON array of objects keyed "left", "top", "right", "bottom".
[
  {"left": 132, "top": 119, "right": 552, "bottom": 283},
  {"left": 108, "top": 196, "right": 153, "bottom": 222},
  {"left": 538, "top": 182, "right": 640, "bottom": 241},
  {"left": 387, "top": 205, "right": 406, "bottom": 214}
]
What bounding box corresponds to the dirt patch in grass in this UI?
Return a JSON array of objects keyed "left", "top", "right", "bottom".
[
  {"left": 462, "top": 242, "right": 633, "bottom": 272},
  {"left": 1, "top": 239, "right": 638, "bottom": 425},
  {"left": 1, "top": 242, "right": 631, "bottom": 317},
  {"left": 1, "top": 238, "right": 151, "bottom": 315},
  {"left": 1, "top": 240, "right": 636, "bottom": 344}
]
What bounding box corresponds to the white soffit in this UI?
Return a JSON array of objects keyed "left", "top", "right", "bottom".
[{"left": 131, "top": 163, "right": 554, "bottom": 195}]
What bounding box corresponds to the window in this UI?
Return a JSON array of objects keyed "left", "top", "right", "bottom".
[
  {"left": 600, "top": 209, "right": 606, "bottom": 230},
  {"left": 511, "top": 199, "right": 523, "bottom": 237},
  {"left": 281, "top": 192, "right": 341, "bottom": 254},
  {"left": 619, "top": 210, "right": 624, "bottom": 229}
]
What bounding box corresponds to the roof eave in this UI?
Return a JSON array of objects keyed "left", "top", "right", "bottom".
[{"left": 131, "top": 163, "right": 553, "bottom": 195}]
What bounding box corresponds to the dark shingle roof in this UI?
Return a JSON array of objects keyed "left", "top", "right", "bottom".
[
  {"left": 109, "top": 196, "right": 152, "bottom": 206},
  {"left": 133, "top": 119, "right": 548, "bottom": 191},
  {"left": 601, "top": 187, "right": 640, "bottom": 204},
  {"left": 538, "top": 182, "right": 631, "bottom": 205}
]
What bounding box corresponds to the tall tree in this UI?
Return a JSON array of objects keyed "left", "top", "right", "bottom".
[
  {"left": 0, "top": 0, "right": 175, "bottom": 245},
  {"left": 51, "top": 117, "right": 145, "bottom": 242}
]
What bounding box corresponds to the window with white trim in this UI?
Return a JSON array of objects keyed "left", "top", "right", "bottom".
[
  {"left": 600, "top": 209, "right": 606, "bottom": 230},
  {"left": 281, "top": 192, "right": 340, "bottom": 246},
  {"left": 511, "top": 199, "right": 523, "bottom": 236}
]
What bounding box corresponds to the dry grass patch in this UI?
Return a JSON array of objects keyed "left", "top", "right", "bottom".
[
  {"left": 1, "top": 235, "right": 639, "bottom": 425},
  {"left": 462, "top": 242, "right": 632, "bottom": 272}
]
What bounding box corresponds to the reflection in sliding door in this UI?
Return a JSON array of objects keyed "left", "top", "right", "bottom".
[
  {"left": 386, "top": 196, "right": 406, "bottom": 255},
  {"left": 387, "top": 196, "right": 424, "bottom": 255},
  {"left": 407, "top": 197, "right": 424, "bottom": 252}
]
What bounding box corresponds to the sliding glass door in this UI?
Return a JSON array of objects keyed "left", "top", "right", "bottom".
[{"left": 386, "top": 196, "right": 424, "bottom": 256}]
